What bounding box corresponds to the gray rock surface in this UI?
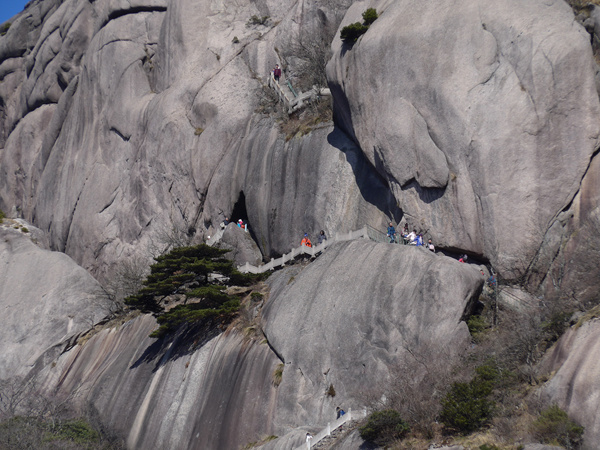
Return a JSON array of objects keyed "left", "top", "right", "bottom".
[
  {"left": 217, "top": 223, "right": 263, "bottom": 266},
  {"left": 261, "top": 240, "right": 483, "bottom": 432},
  {"left": 540, "top": 318, "right": 600, "bottom": 449},
  {"left": 26, "top": 240, "right": 482, "bottom": 449},
  {"left": 522, "top": 445, "right": 563, "bottom": 450},
  {"left": 327, "top": 0, "right": 600, "bottom": 282},
  {"left": 0, "top": 226, "right": 103, "bottom": 380}
]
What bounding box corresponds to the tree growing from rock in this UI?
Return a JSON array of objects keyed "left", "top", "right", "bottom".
[{"left": 125, "top": 244, "right": 260, "bottom": 338}]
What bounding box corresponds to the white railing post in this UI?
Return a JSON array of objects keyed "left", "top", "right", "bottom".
[{"left": 327, "top": 422, "right": 331, "bottom": 436}]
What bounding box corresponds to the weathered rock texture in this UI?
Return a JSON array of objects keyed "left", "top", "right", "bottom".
[
  {"left": 0, "top": 226, "right": 103, "bottom": 380},
  {"left": 0, "top": 0, "right": 395, "bottom": 283},
  {"left": 327, "top": 0, "right": 600, "bottom": 285},
  {"left": 541, "top": 318, "right": 600, "bottom": 449},
  {"left": 29, "top": 241, "right": 482, "bottom": 449}
]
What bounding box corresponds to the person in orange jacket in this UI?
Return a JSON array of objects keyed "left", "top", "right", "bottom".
[{"left": 301, "top": 233, "right": 312, "bottom": 247}]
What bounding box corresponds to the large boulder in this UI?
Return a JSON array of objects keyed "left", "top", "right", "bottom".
[
  {"left": 327, "top": 0, "right": 600, "bottom": 282},
  {"left": 217, "top": 223, "right": 263, "bottom": 266},
  {"left": 27, "top": 239, "right": 482, "bottom": 449},
  {"left": 0, "top": 225, "right": 104, "bottom": 380},
  {"left": 261, "top": 240, "right": 483, "bottom": 432},
  {"left": 540, "top": 317, "right": 600, "bottom": 449}
]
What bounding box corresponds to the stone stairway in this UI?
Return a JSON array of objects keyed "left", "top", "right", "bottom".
[
  {"left": 268, "top": 72, "right": 331, "bottom": 114},
  {"left": 293, "top": 408, "right": 367, "bottom": 450}
]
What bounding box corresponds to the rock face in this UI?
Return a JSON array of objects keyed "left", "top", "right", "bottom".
[
  {"left": 0, "top": 225, "right": 103, "bottom": 380},
  {"left": 217, "top": 223, "right": 263, "bottom": 266},
  {"left": 541, "top": 318, "right": 600, "bottom": 449},
  {"left": 30, "top": 241, "right": 482, "bottom": 449},
  {"left": 327, "top": 0, "right": 600, "bottom": 283}
]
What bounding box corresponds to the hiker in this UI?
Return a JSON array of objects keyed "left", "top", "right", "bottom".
[
  {"left": 318, "top": 230, "right": 327, "bottom": 245},
  {"left": 459, "top": 254, "right": 468, "bottom": 263},
  {"left": 488, "top": 274, "right": 497, "bottom": 287},
  {"left": 273, "top": 64, "right": 281, "bottom": 82},
  {"left": 427, "top": 239, "right": 435, "bottom": 252},
  {"left": 306, "top": 432, "right": 313, "bottom": 448},
  {"left": 336, "top": 406, "right": 346, "bottom": 419},
  {"left": 406, "top": 229, "right": 417, "bottom": 245},
  {"left": 403, "top": 223, "right": 409, "bottom": 236},
  {"left": 237, "top": 219, "right": 245, "bottom": 229},
  {"left": 416, "top": 233, "right": 424, "bottom": 246},
  {"left": 220, "top": 217, "right": 230, "bottom": 229},
  {"left": 386, "top": 222, "right": 396, "bottom": 243},
  {"left": 301, "top": 233, "right": 312, "bottom": 247}
]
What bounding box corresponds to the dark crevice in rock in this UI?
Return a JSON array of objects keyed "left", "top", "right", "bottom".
[
  {"left": 326, "top": 127, "right": 403, "bottom": 224},
  {"left": 110, "top": 127, "right": 131, "bottom": 142},
  {"left": 523, "top": 145, "right": 600, "bottom": 289},
  {"left": 105, "top": 6, "right": 167, "bottom": 28},
  {"left": 401, "top": 178, "right": 446, "bottom": 205},
  {"left": 264, "top": 335, "right": 285, "bottom": 364}
]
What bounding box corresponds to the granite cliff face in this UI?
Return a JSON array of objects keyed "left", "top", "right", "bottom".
[
  {"left": 29, "top": 241, "right": 483, "bottom": 449},
  {"left": 1, "top": 0, "right": 600, "bottom": 448}
]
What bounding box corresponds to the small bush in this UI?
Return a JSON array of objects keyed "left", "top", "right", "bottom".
[
  {"left": 49, "top": 419, "right": 99, "bottom": 444},
  {"left": 250, "top": 292, "right": 264, "bottom": 301},
  {"left": 467, "top": 315, "right": 488, "bottom": 338},
  {"left": 326, "top": 384, "right": 336, "bottom": 397},
  {"left": 531, "top": 404, "right": 584, "bottom": 448},
  {"left": 21, "top": 227, "right": 29, "bottom": 233},
  {"left": 0, "top": 22, "right": 10, "bottom": 36},
  {"left": 440, "top": 362, "right": 499, "bottom": 433},
  {"left": 340, "top": 22, "right": 369, "bottom": 43},
  {"left": 362, "top": 8, "right": 378, "bottom": 25},
  {"left": 480, "top": 445, "right": 500, "bottom": 450},
  {"left": 195, "top": 127, "right": 204, "bottom": 136},
  {"left": 359, "top": 410, "right": 410, "bottom": 446},
  {"left": 341, "top": 8, "right": 378, "bottom": 44},
  {"left": 247, "top": 15, "right": 269, "bottom": 26},
  {"left": 232, "top": 36, "right": 239, "bottom": 44},
  {"left": 0, "top": 209, "right": 4, "bottom": 223},
  {"left": 272, "top": 363, "right": 284, "bottom": 387}
]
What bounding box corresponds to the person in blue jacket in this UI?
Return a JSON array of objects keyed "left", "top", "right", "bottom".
[{"left": 387, "top": 222, "right": 396, "bottom": 243}]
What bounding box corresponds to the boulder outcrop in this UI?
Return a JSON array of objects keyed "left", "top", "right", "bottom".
[
  {"left": 28, "top": 240, "right": 482, "bottom": 449},
  {"left": 540, "top": 317, "right": 600, "bottom": 449},
  {"left": 327, "top": 0, "right": 600, "bottom": 284},
  {"left": 0, "top": 225, "right": 103, "bottom": 380}
]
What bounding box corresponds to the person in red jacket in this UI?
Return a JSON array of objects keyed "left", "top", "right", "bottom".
[
  {"left": 273, "top": 64, "right": 281, "bottom": 82},
  {"left": 301, "top": 233, "right": 312, "bottom": 247}
]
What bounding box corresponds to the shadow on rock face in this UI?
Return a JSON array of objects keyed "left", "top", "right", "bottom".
[
  {"left": 327, "top": 127, "right": 402, "bottom": 223},
  {"left": 130, "top": 321, "right": 221, "bottom": 372}
]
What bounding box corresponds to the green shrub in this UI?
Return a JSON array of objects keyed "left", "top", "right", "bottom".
[
  {"left": 0, "top": 22, "right": 11, "bottom": 36},
  {"left": 359, "top": 410, "right": 410, "bottom": 446},
  {"left": 340, "top": 8, "right": 378, "bottom": 44},
  {"left": 440, "top": 363, "right": 499, "bottom": 433},
  {"left": 480, "top": 445, "right": 500, "bottom": 450},
  {"left": 49, "top": 419, "right": 99, "bottom": 444},
  {"left": 362, "top": 8, "right": 378, "bottom": 25},
  {"left": 467, "top": 315, "right": 487, "bottom": 336},
  {"left": 340, "top": 22, "right": 369, "bottom": 43},
  {"left": 531, "top": 404, "right": 584, "bottom": 448},
  {"left": 21, "top": 227, "right": 29, "bottom": 233},
  {"left": 250, "top": 292, "right": 264, "bottom": 301},
  {"left": 247, "top": 15, "right": 269, "bottom": 26},
  {"left": 0, "top": 209, "right": 4, "bottom": 223}
]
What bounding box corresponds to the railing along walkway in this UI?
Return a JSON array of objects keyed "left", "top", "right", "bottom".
[
  {"left": 268, "top": 73, "right": 331, "bottom": 114},
  {"left": 238, "top": 227, "right": 372, "bottom": 274},
  {"left": 295, "top": 408, "right": 367, "bottom": 450}
]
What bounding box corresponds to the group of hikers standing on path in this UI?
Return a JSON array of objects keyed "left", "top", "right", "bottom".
[
  {"left": 386, "top": 222, "right": 435, "bottom": 252},
  {"left": 300, "top": 230, "right": 327, "bottom": 248}
]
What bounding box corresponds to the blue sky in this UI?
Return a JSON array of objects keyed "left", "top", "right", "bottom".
[{"left": 0, "top": 0, "right": 30, "bottom": 25}]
